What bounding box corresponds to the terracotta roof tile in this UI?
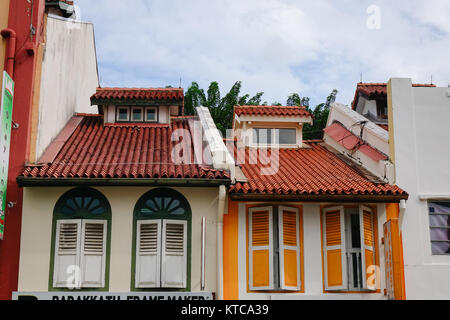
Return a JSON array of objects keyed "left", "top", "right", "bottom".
[
  {"left": 228, "top": 141, "right": 406, "bottom": 196},
  {"left": 234, "top": 105, "right": 311, "bottom": 118},
  {"left": 91, "top": 88, "right": 184, "bottom": 102},
  {"left": 22, "top": 115, "right": 229, "bottom": 180}
]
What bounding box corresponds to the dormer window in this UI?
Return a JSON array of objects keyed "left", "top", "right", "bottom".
[{"left": 91, "top": 88, "right": 184, "bottom": 125}]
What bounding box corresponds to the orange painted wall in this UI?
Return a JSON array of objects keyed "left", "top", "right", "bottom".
[{"left": 223, "top": 198, "right": 239, "bottom": 299}]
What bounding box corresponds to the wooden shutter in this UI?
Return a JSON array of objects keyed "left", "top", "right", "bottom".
[
  {"left": 135, "top": 220, "right": 161, "bottom": 288},
  {"left": 278, "top": 206, "right": 301, "bottom": 290},
  {"left": 53, "top": 219, "right": 82, "bottom": 288},
  {"left": 359, "top": 205, "right": 376, "bottom": 290},
  {"left": 80, "top": 220, "right": 107, "bottom": 288},
  {"left": 323, "top": 206, "right": 347, "bottom": 290},
  {"left": 161, "top": 219, "right": 187, "bottom": 288},
  {"left": 249, "top": 206, "right": 274, "bottom": 290}
]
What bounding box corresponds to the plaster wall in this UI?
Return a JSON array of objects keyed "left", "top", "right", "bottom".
[{"left": 18, "top": 186, "right": 220, "bottom": 293}]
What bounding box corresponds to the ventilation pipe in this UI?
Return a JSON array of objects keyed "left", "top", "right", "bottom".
[
  {"left": 216, "top": 184, "right": 226, "bottom": 300},
  {"left": 1, "top": 28, "right": 17, "bottom": 77}
]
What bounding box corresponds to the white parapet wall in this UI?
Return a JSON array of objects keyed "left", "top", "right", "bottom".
[{"left": 35, "top": 15, "right": 99, "bottom": 161}]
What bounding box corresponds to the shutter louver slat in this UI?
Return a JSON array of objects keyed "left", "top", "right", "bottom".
[
  {"left": 139, "top": 223, "right": 158, "bottom": 254},
  {"left": 83, "top": 223, "right": 104, "bottom": 254},
  {"left": 58, "top": 223, "right": 79, "bottom": 254},
  {"left": 359, "top": 206, "right": 376, "bottom": 290}
]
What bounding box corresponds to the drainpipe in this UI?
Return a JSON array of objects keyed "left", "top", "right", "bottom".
[
  {"left": 1, "top": 28, "right": 17, "bottom": 78},
  {"left": 217, "top": 184, "right": 226, "bottom": 300}
]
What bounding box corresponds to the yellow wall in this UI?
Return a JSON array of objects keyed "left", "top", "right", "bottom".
[{"left": 0, "top": 0, "right": 10, "bottom": 90}]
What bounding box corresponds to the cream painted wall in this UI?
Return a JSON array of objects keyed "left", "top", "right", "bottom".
[
  {"left": 35, "top": 15, "right": 99, "bottom": 161},
  {"left": 18, "top": 186, "right": 221, "bottom": 293},
  {"left": 236, "top": 202, "right": 387, "bottom": 300}
]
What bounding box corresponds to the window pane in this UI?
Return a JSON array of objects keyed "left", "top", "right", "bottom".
[
  {"left": 278, "top": 129, "right": 296, "bottom": 144},
  {"left": 350, "top": 214, "right": 361, "bottom": 248},
  {"left": 431, "top": 241, "right": 450, "bottom": 254},
  {"left": 253, "top": 128, "right": 272, "bottom": 144},
  {"left": 118, "top": 108, "right": 128, "bottom": 120},
  {"left": 146, "top": 108, "right": 156, "bottom": 121},
  {"left": 429, "top": 201, "right": 450, "bottom": 214},
  {"left": 430, "top": 228, "right": 450, "bottom": 241},
  {"left": 429, "top": 214, "right": 450, "bottom": 228},
  {"left": 132, "top": 108, "right": 143, "bottom": 121}
]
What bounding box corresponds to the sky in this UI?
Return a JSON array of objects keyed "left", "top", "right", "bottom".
[{"left": 75, "top": 0, "right": 450, "bottom": 108}]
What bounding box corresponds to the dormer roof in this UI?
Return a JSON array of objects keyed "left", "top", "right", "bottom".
[
  {"left": 234, "top": 105, "right": 311, "bottom": 118},
  {"left": 91, "top": 87, "right": 184, "bottom": 104}
]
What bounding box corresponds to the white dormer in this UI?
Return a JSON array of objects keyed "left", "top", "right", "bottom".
[
  {"left": 90, "top": 88, "right": 184, "bottom": 125},
  {"left": 232, "top": 105, "right": 313, "bottom": 148}
]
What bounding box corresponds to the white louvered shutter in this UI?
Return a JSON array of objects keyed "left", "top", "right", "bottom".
[
  {"left": 80, "top": 220, "right": 107, "bottom": 288},
  {"left": 135, "top": 220, "right": 161, "bottom": 288},
  {"left": 53, "top": 219, "right": 82, "bottom": 288},
  {"left": 278, "top": 206, "right": 301, "bottom": 291},
  {"left": 249, "top": 206, "right": 274, "bottom": 290},
  {"left": 161, "top": 219, "right": 187, "bottom": 288}
]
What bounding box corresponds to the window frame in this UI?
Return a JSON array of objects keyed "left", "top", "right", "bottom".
[
  {"left": 145, "top": 106, "right": 159, "bottom": 122},
  {"left": 49, "top": 187, "right": 111, "bottom": 292},
  {"left": 116, "top": 106, "right": 130, "bottom": 122},
  {"left": 131, "top": 106, "right": 144, "bottom": 122},
  {"left": 428, "top": 201, "right": 450, "bottom": 255},
  {"left": 132, "top": 188, "right": 192, "bottom": 292},
  {"left": 252, "top": 127, "right": 298, "bottom": 147}
]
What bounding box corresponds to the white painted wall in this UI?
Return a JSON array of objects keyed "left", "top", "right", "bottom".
[
  {"left": 389, "top": 78, "right": 450, "bottom": 299},
  {"left": 35, "top": 15, "right": 99, "bottom": 160},
  {"left": 235, "top": 202, "right": 387, "bottom": 300},
  {"left": 18, "top": 186, "right": 221, "bottom": 293}
]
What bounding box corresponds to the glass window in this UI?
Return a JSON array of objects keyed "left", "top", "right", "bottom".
[
  {"left": 428, "top": 201, "right": 450, "bottom": 255},
  {"left": 117, "top": 107, "right": 129, "bottom": 121},
  {"left": 146, "top": 107, "right": 157, "bottom": 122},
  {"left": 131, "top": 107, "right": 143, "bottom": 121},
  {"left": 278, "top": 128, "right": 297, "bottom": 145},
  {"left": 253, "top": 128, "right": 297, "bottom": 145}
]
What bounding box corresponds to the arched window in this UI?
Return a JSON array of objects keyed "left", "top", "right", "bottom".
[
  {"left": 133, "top": 188, "right": 191, "bottom": 290},
  {"left": 50, "top": 188, "right": 111, "bottom": 290}
]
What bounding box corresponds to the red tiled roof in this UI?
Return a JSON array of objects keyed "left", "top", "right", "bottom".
[
  {"left": 234, "top": 105, "right": 311, "bottom": 118},
  {"left": 228, "top": 141, "right": 406, "bottom": 197},
  {"left": 91, "top": 88, "right": 184, "bottom": 101},
  {"left": 352, "top": 82, "right": 435, "bottom": 110},
  {"left": 21, "top": 115, "right": 229, "bottom": 181},
  {"left": 323, "top": 122, "right": 388, "bottom": 161}
]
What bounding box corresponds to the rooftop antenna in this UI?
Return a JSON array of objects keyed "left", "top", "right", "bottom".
[
  {"left": 431, "top": 75, "right": 433, "bottom": 85},
  {"left": 179, "top": 77, "right": 182, "bottom": 88},
  {"left": 360, "top": 72, "right": 363, "bottom": 83}
]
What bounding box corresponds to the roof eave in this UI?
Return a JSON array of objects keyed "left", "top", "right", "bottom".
[
  {"left": 17, "top": 176, "right": 231, "bottom": 188},
  {"left": 229, "top": 192, "right": 408, "bottom": 203}
]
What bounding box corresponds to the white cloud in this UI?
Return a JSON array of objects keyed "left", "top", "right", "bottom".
[{"left": 77, "top": 0, "right": 450, "bottom": 108}]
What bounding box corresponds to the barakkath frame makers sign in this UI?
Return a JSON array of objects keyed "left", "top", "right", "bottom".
[
  {"left": 0, "top": 71, "right": 14, "bottom": 240},
  {"left": 12, "top": 292, "right": 213, "bottom": 301}
]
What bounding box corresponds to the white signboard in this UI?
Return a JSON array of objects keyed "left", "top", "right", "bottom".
[{"left": 12, "top": 291, "right": 213, "bottom": 301}]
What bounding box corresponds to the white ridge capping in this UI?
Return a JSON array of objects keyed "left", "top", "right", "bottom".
[{"left": 195, "top": 106, "right": 235, "bottom": 175}]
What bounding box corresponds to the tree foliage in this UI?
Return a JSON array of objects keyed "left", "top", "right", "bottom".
[{"left": 184, "top": 81, "right": 338, "bottom": 138}]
